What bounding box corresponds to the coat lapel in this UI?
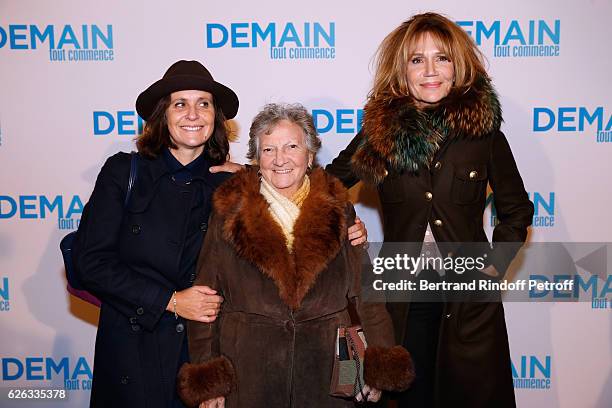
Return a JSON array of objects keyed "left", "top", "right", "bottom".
[{"left": 212, "top": 168, "right": 348, "bottom": 310}]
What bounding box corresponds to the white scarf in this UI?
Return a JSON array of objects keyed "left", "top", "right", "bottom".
[{"left": 260, "top": 175, "right": 310, "bottom": 251}]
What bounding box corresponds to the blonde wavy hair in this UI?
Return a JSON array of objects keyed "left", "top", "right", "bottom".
[{"left": 370, "top": 12, "right": 487, "bottom": 101}]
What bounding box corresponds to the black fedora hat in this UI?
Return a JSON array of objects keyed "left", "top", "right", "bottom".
[{"left": 136, "top": 60, "right": 239, "bottom": 120}]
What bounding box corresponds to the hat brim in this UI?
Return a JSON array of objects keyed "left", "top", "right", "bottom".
[{"left": 136, "top": 74, "right": 239, "bottom": 120}]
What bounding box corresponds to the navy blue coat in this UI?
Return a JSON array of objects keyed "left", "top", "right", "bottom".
[{"left": 73, "top": 152, "right": 230, "bottom": 408}]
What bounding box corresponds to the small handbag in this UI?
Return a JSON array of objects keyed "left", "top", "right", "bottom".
[
  {"left": 60, "top": 152, "right": 139, "bottom": 307},
  {"left": 330, "top": 325, "right": 368, "bottom": 399}
]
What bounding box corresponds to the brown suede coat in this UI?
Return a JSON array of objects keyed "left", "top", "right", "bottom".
[{"left": 177, "top": 168, "right": 413, "bottom": 408}]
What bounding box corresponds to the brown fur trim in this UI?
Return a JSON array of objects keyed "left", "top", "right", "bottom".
[
  {"left": 352, "top": 76, "right": 502, "bottom": 185},
  {"left": 176, "top": 356, "right": 236, "bottom": 407},
  {"left": 212, "top": 167, "right": 349, "bottom": 310},
  {"left": 364, "top": 346, "right": 415, "bottom": 392}
]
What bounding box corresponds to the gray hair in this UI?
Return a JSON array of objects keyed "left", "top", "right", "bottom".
[{"left": 247, "top": 103, "right": 321, "bottom": 162}]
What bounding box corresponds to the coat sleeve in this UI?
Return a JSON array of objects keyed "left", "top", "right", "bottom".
[
  {"left": 72, "top": 153, "right": 173, "bottom": 331},
  {"left": 345, "top": 205, "right": 415, "bottom": 392},
  {"left": 177, "top": 212, "right": 235, "bottom": 407},
  {"left": 325, "top": 131, "right": 363, "bottom": 189},
  {"left": 487, "top": 131, "right": 535, "bottom": 274}
]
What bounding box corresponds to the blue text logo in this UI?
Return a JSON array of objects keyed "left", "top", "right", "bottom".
[
  {"left": 533, "top": 106, "right": 612, "bottom": 143},
  {"left": 0, "top": 277, "right": 9, "bottom": 312},
  {"left": 529, "top": 274, "right": 611, "bottom": 308},
  {"left": 0, "top": 24, "right": 114, "bottom": 62},
  {"left": 2, "top": 356, "right": 93, "bottom": 391},
  {"left": 488, "top": 192, "right": 555, "bottom": 228},
  {"left": 0, "top": 195, "right": 83, "bottom": 230},
  {"left": 457, "top": 19, "right": 560, "bottom": 58},
  {"left": 511, "top": 355, "right": 551, "bottom": 389},
  {"left": 311, "top": 109, "right": 363, "bottom": 134},
  {"left": 94, "top": 110, "right": 144, "bottom": 136},
  {"left": 205, "top": 22, "right": 336, "bottom": 60}
]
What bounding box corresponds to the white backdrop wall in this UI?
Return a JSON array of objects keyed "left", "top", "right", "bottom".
[{"left": 1, "top": 1, "right": 610, "bottom": 407}]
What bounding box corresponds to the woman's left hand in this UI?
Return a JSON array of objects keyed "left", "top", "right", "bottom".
[
  {"left": 348, "top": 216, "right": 368, "bottom": 246},
  {"left": 355, "top": 384, "right": 382, "bottom": 403},
  {"left": 168, "top": 286, "right": 223, "bottom": 323}
]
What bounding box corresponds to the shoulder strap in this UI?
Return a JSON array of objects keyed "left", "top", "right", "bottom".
[{"left": 124, "top": 151, "right": 139, "bottom": 208}]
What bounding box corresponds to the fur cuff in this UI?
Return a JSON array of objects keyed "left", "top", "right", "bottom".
[
  {"left": 177, "top": 356, "right": 236, "bottom": 407},
  {"left": 364, "top": 346, "right": 415, "bottom": 392}
]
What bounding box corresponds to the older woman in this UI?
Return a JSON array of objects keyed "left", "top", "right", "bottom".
[
  {"left": 177, "top": 103, "right": 414, "bottom": 408},
  {"left": 73, "top": 60, "right": 238, "bottom": 407},
  {"left": 326, "top": 13, "right": 534, "bottom": 408}
]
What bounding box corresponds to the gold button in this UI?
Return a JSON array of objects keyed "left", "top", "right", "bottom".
[
  {"left": 425, "top": 192, "right": 433, "bottom": 201},
  {"left": 434, "top": 161, "right": 441, "bottom": 170},
  {"left": 434, "top": 219, "right": 443, "bottom": 227},
  {"left": 383, "top": 169, "right": 389, "bottom": 177},
  {"left": 469, "top": 170, "right": 478, "bottom": 179}
]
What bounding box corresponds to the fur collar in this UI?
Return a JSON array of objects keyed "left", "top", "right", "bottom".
[
  {"left": 212, "top": 167, "right": 349, "bottom": 310},
  {"left": 351, "top": 76, "right": 502, "bottom": 184}
]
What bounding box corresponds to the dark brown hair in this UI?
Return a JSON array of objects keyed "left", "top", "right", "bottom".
[{"left": 136, "top": 95, "right": 230, "bottom": 164}]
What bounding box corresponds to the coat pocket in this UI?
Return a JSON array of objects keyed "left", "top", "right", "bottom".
[{"left": 451, "top": 163, "right": 488, "bottom": 205}]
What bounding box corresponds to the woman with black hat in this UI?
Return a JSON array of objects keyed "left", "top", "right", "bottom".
[{"left": 72, "top": 60, "right": 239, "bottom": 408}]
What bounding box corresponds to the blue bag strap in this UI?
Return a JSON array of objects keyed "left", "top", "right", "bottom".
[
  {"left": 124, "top": 151, "right": 139, "bottom": 208},
  {"left": 62, "top": 151, "right": 139, "bottom": 296}
]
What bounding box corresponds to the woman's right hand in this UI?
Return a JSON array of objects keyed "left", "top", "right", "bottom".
[
  {"left": 166, "top": 286, "right": 223, "bottom": 323},
  {"left": 209, "top": 160, "right": 244, "bottom": 174},
  {"left": 200, "top": 396, "right": 225, "bottom": 408}
]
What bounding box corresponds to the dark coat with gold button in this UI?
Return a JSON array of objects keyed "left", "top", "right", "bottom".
[
  {"left": 72, "top": 152, "right": 230, "bottom": 408},
  {"left": 326, "top": 77, "right": 534, "bottom": 408},
  {"left": 176, "top": 168, "right": 415, "bottom": 408}
]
